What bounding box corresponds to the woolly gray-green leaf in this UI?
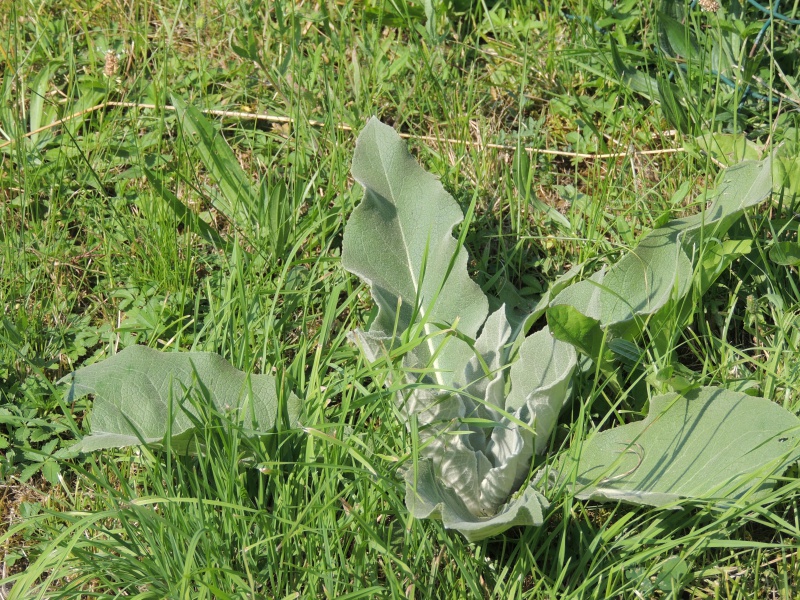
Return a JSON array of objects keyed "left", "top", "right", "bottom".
[
  {"left": 452, "top": 306, "right": 513, "bottom": 405},
  {"left": 506, "top": 327, "right": 578, "bottom": 453},
  {"left": 550, "top": 157, "right": 773, "bottom": 330},
  {"left": 569, "top": 387, "right": 800, "bottom": 506},
  {"left": 407, "top": 308, "right": 541, "bottom": 529},
  {"left": 342, "top": 117, "right": 488, "bottom": 379},
  {"left": 342, "top": 120, "right": 581, "bottom": 536},
  {"left": 62, "top": 346, "right": 300, "bottom": 452},
  {"left": 405, "top": 458, "right": 548, "bottom": 542}
]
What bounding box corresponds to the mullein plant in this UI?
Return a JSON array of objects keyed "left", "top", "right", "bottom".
[
  {"left": 340, "top": 117, "right": 800, "bottom": 540},
  {"left": 63, "top": 114, "right": 800, "bottom": 543},
  {"left": 341, "top": 118, "right": 578, "bottom": 540}
]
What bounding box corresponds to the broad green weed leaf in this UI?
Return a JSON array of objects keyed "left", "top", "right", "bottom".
[
  {"left": 0, "top": 76, "right": 19, "bottom": 140},
  {"left": 550, "top": 157, "right": 773, "bottom": 331},
  {"left": 395, "top": 307, "right": 513, "bottom": 432},
  {"left": 171, "top": 94, "right": 259, "bottom": 232},
  {"left": 545, "top": 269, "right": 607, "bottom": 324},
  {"left": 773, "top": 141, "right": 800, "bottom": 197},
  {"left": 342, "top": 117, "right": 488, "bottom": 345},
  {"left": 405, "top": 459, "right": 549, "bottom": 542},
  {"left": 523, "top": 262, "right": 590, "bottom": 336},
  {"left": 452, "top": 306, "right": 513, "bottom": 404},
  {"left": 769, "top": 241, "right": 800, "bottom": 266},
  {"left": 506, "top": 328, "right": 577, "bottom": 453},
  {"left": 547, "top": 304, "right": 612, "bottom": 371},
  {"left": 699, "top": 157, "right": 774, "bottom": 217},
  {"left": 694, "top": 133, "right": 762, "bottom": 166},
  {"left": 698, "top": 239, "right": 752, "bottom": 294},
  {"left": 709, "top": 25, "right": 742, "bottom": 78},
  {"left": 62, "top": 346, "right": 300, "bottom": 452},
  {"left": 568, "top": 387, "right": 800, "bottom": 506},
  {"left": 652, "top": 556, "right": 689, "bottom": 594},
  {"left": 672, "top": 157, "right": 773, "bottom": 251}
]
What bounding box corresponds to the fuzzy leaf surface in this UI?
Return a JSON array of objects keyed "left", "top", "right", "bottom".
[
  {"left": 569, "top": 387, "right": 800, "bottom": 506},
  {"left": 63, "top": 346, "right": 300, "bottom": 452},
  {"left": 506, "top": 328, "right": 578, "bottom": 453},
  {"left": 550, "top": 157, "right": 773, "bottom": 330},
  {"left": 342, "top": 119, "right": 578, "bottom": 540},
  {"left": 405, "top": 459, "right": 549, "bottom": 542},
  {"left": 342, "top": 117, "right": 488, "bottom": 376}
]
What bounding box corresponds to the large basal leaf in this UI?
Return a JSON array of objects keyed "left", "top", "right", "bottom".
[
  {"left": 405, "top": 459, "right": 549, "bottom": 543},
  {"left": 342, "top": 117, "right": 488, "bottom": 377},
  {"left": 568, "top": 387, "right": 800, "bottom": 506},
  {"left": 506, "top": 327, "right": 578, "bottom": 453},
  {"left": 342, "top": 119, "right": 577, "bottom": 540},
  {"left": 549, "top": 157, "right": 773, "bottom": 331},
  {"left": 62, "top": 346, "right": 300, "bottom": 452}
]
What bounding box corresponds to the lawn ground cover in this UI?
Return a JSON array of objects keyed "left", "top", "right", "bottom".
[{"left": 2, "top": 0, "right": 800, "bottom": 597}]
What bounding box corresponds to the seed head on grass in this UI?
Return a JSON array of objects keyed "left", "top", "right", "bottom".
[
  {"left": 103, "top": 50, "right": 119, "bottom": 78},
  {"left": 698, "top": 0, "right": 720, "bottom": 12}
]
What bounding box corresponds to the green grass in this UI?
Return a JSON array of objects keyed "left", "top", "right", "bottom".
[{"left": 2, "top": 0, "right": 800, "bottom": 597}]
